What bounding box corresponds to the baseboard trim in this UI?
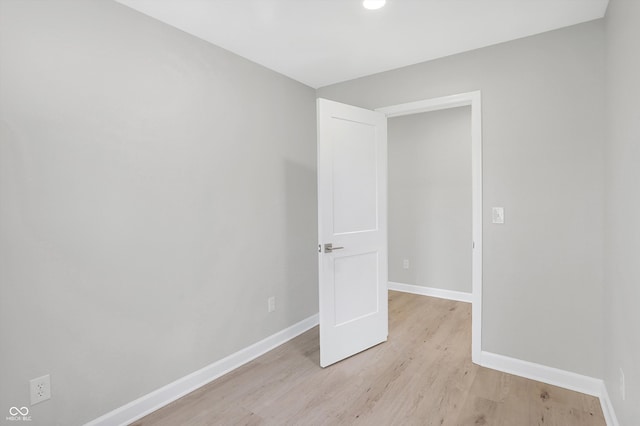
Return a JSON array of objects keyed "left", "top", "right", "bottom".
[
  {"left": 599, "top": 381, "right": 620, "bottom": 426},
  {"left": 84, "top": 305, "right": 621, "bottom": 426},
  {"left": 388, "top": 281, "right": 472, "bottom": 303},
  {"left": 479, "top": 351, "right": 602, "bottom": 396},
  {"left": 479, "top": 351, "right": 621, "bottom": 425},
  {"left": 86, "top": 313, "right": 319, "bottom": 426}
]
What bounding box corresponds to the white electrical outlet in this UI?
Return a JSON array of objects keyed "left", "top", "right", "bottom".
[
  {"left": 30, "top": 374, "right": 51, "bottom": 405},
  {"left": 403, "top": 259, "right": 410, "bottom": 269},
  {"left": 620, "top": 368, "right": 626, "bottom": 401},
  {"left": 268, "top": 296, "right": 276, "bottom": 313}
]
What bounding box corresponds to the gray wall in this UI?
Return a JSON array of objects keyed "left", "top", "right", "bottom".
[
  {"left": 604, "top": 0, "right": 640, "bottom": 423},
  {"left": 388, "top": 107, "right": 471, "bottom": 293},
  {"left": 0, "top": 1, "right": 317, "bottom": 425},
  {"left": 319, "top": 21, "right": 605, "bottom": 378}
]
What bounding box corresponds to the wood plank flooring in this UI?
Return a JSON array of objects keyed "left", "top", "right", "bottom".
[{"left": 132, "top": 291, "right": 605, "bottom": 426}]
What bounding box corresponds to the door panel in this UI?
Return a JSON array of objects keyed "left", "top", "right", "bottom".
[
  {"left": 334, "top": 251, "right": 379, "bottom": 326},
  {"left": 317, "top": 98, "right": 388, "bottom": 368},
  {"left": 331, "top": 118, "right": 378, "bottom": 234}
]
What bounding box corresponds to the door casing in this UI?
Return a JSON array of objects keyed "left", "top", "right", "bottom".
[{"left": 376, "top": 91, "right": 483, "bottom": 364}]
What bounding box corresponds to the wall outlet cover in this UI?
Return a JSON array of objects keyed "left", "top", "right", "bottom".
[{"left": 30, "top": 374, "right": 51, "bottom": 405}]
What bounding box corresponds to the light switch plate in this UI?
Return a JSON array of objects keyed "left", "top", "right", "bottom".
[{"left": 492, "top": 207, "right": 504, "bottom": 224}]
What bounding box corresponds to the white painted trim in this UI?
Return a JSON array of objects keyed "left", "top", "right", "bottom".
[
  {"left": 86, "top": 314, "right": 319, "bottom": 426},
  {"left": 388, "top": 281, "right": 472, "bottom": 303},
  {"left": 376, "top": 92, "right": 478, "bottom": 117},
  {"left": 479, "top": 351, "right": 621, "bottom": 425},
  {"left": 470, "top": 92, "right": 483, "bottom": 367},
  {"left": 377, "top": 90, "right": 483, "bottom": 365},
  {"left": 479, "top": 351, "right": 602, "bottom": 397},
  {"left": 599, "top": 382, "right": 620, "bottom": 426}
]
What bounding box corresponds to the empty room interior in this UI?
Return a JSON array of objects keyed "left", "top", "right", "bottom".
[{"left": 0, "top": 0, "right": 638, "bottom": 425}]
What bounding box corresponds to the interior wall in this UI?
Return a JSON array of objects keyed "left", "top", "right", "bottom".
[
  {"left": 318, "top": 21, "right": 605, "bottom": 378},
  {"left": 0, "top": 1, "right": 317, "bottom": 425},
  {"left": 603, "top": 0, "right": 640, "bottom": 423},
  {"left": 388, "top": 107, "right": 472, "bottom": 293}
]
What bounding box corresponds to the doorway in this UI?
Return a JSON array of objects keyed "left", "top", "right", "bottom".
[
  {"left": 387, "top": 105, "right": 472, "bottom": 296},
  {"left": 377, "top": 91, "right": 483, "bottom": 363}
]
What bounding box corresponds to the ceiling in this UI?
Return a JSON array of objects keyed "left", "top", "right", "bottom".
[{"left": 115, "top": 0, "right": 609, "bottom": 89}]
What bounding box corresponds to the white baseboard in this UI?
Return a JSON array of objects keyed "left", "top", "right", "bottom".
[
  {"left": 85, "top": 301, "right": 621, "bottom": 426},
  {"left": 599, "top": 381, "right": 620, "bottom": 426},
  {"left": 390, "top": 282, "right": 620, "bottom": 425},
  {"left": 86, "top": 314, "right": 319, "bottom": 426},
  {"left": 388, "top": 281, "right": 472, "bottom": 303},
  {"left": 479, "top": 351, "right": 621, "bottom": 425},
  {"left": 479, "top": 351, "right": 603, "bottom": 396}
]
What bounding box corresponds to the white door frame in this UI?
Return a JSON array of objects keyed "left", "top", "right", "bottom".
[{"left": 376, "top": 91, "right": 483, "bottom": 364}]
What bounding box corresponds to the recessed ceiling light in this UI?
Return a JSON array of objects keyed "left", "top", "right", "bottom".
[{"left": 363, "top": 0, "right": 386, "bottom": 10}]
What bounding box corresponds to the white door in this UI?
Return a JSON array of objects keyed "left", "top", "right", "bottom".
[{"left": 317, "top": 98, "right": 388, "bottom": 368}]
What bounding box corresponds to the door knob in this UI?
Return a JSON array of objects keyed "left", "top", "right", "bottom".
[{"left": 324, "top": 243, "right": 344, "bottom": 253}]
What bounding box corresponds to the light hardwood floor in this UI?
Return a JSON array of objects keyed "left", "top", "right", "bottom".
[{"left": 132, "top": 291, "right": 605, "bottom": 426}]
